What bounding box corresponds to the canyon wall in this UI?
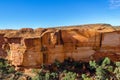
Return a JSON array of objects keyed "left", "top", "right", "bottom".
[{"left": 0, "top": 24, "right": 120, "bottom": 67}]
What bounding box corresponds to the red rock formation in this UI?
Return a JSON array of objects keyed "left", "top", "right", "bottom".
[{"left": 0, "top": 24, "right": 120, "bottom": 68}]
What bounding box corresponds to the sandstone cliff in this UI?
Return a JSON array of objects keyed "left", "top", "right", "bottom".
[{"left": 0, "top": 24, "right": 120, "bottom": 68}]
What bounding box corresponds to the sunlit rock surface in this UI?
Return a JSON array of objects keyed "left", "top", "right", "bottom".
[{"left": 0, "top": 24, "right": 120, "bottom": 67}]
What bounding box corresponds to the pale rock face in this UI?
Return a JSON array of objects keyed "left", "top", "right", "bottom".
[
  {"left": 74, "top": 47, "right": 95, "bottom": 58},
  {"left": 8, "top": 38, "right": 43, "bottom": 67},
  {"left": 101, "top": 31, "right": 120, "bottom": 53},
  {"left": 9, "top": 39, "right": 25, "bottom": 66},
  {"left": 102, "top": 32, "right": 120, "bottom": 47},
  {"left": 10, "top": 48, "right": 24, "bottom": 66},
  {"left": 64, "top": 47, "right": 95, "bottom": 62},
  {"left": 50, "top": 33, "right": 57, "bottom": 45}
]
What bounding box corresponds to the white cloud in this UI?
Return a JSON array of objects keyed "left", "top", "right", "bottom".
[{"left": 109, "top": 0, "right": 120, "bottom": 9}]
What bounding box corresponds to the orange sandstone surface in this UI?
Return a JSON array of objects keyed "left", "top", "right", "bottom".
[{"left": 0, "top": 24, "right": 120, "bottom": 68}]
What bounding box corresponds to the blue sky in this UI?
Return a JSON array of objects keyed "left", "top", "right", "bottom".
[{"left": 0, "top": 0, "right": 120, "bottom": 29}]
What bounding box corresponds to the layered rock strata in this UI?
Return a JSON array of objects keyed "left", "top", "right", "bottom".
[{"left": 0, "top": 24, "right": 120, "bottom": 67}]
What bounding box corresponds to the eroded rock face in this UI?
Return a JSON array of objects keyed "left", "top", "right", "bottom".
[
  {"left": 23, "top": 38, "right": 43, "bottom": 67},
  {"left": 0, "top": 24, "right": 120, "bottom": 67},
  {"left": 0, "top": 34, "right": 7, "bottom": 58},
  {"left": 8, "top": 38, "right": 43, "bottom": 67}
]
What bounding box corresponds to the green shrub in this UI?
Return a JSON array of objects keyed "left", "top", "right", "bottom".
[
  {"left": 115, "top": 62, "right": 120, "bottom": 67},
  {"left": 101, "top": 57, "right": 111, "bottom": 67},
  {"left": 62, "top": 71, "right": 77, "bottom": 80},
  {"left": 82, "top": 74, "right": 91, "bottom": 80},
  {"left": 89, "top": 60, "right": 97, "bottom": 69}
]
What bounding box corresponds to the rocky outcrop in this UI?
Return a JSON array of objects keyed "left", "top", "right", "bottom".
[
  {"left": 8, "top": 37, "right": 43, "bottom": 67},
  {"left": 0, "top": 24, "right": 120, "bottom": 68}
]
